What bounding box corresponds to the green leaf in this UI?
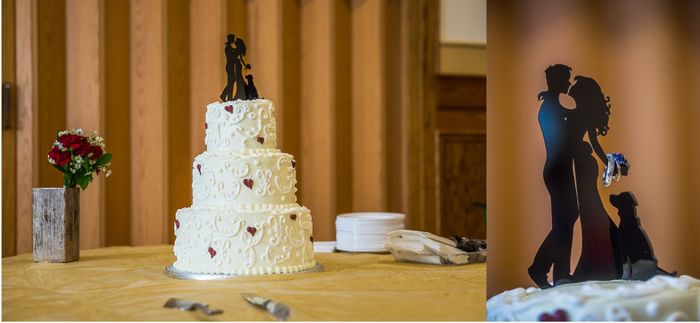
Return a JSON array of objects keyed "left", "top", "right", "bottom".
[
  {"left": 76, "top": 175, "right": 92, "bottom": 190},
  {"left": 52, "top": 164, "right": 65, "bottom": 172},
  {"left": 96, "top": 153, "right": 112, "bottom": 166}
]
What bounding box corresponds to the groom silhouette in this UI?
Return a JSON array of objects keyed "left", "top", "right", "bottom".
[{"left": 529, "top": 64, "right": 579, "bottom": 289}]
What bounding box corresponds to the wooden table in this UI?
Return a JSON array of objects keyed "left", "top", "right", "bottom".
[{"left": 2, "top": 245, "right": 485, "bottom": 321}]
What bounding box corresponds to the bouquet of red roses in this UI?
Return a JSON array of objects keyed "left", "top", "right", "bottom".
[{"left": 48, "top": 129, "right": 112, "bottom": 190}]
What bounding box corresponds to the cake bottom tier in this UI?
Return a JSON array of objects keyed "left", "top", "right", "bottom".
[
  {"left": 486, "top": 275, "right": 700, "bottom": 321},
  {"left": 173, "top": 204, "right": 315, "bottom": 275}
]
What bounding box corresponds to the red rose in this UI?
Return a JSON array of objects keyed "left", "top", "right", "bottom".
[
  {"left": 87, "top": 145, "right": 103, "bottom": 160},
  {"left": 58, "top": 134, "right": 87, "bottom": 151},
  {"left": 48, "top": 146, "right": 71, "bottom": 166}
]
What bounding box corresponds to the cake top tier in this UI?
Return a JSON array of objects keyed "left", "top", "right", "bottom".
[{"left": 205, "top": 99, "right": 277, "bottom": 152}]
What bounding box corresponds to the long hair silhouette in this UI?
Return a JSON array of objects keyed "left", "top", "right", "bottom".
[{"left": 569, "top": 76, "right": 611, "bottom": 136}]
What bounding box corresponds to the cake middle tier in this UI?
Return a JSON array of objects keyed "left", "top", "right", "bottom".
[{"left": 192, "top": 150, "right": 297, "bottom": 207}]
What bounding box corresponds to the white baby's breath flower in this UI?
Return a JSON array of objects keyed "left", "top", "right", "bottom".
[
  {"left": 74, "top": 156, "right": 83, "bottom": 163},
  {"left": 105, "top": 169, "right": 112, "bottom": 177},
  {"left": 48, "top": 156, "right": 55, "bottom": 165},
  {"left": 76, "top": 128, "right": 83, "bottom": 135},
  {"left": 70, "top": 168, "right": 76, "bottom": 174},
  {"left": 89, "top": 160, "right": 96, "bottom": 165}
]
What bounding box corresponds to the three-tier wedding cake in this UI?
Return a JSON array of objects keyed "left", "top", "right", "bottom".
[{"left": 173, "top": 99, "right": 316, "bottom": 275}]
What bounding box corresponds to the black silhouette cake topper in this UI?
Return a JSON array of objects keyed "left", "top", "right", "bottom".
[
  {"left": 220, "top": 34, "right": 260, "bottom": 102},
  {"left": 528, "top": 64, "right": 674, "bottom": 289}
]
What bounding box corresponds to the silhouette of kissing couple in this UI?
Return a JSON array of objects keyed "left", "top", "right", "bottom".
[{"left": 220, "top": 34, "right": 259, "bottom": 102}]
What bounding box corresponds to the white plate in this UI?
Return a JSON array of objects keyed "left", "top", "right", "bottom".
[
  {"left": 336, "top": 212, "right": 405, "bottom": 226},
  {"left": 335, "top": 223, "right": 405, "bottom": 233}
]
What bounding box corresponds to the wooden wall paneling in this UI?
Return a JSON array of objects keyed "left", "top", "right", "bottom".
[
  {"left": 351, "top": 0, "right": 387, "bottom": 211},
  {"left": 435, "top": 130, "right": 486, "bottom": 239},
  {"left": 166, "top": 0, "right": 191, "bottom": 244},
  {"left": 247, "top": 0, "right": 283, "bottom": 140},
  {"left": 130, "top": 0, "right": 167, "bottom": 245},
  {"left": 384, "top": 0, "right": 403, "bottom": 213},
  {"left": 14, "top": 0, "right": 37, "bottom": 254},
  {"left": 420, "top": 0, "right": 439, "bottom": 233},
  {"left": 280, "top": 0, "right": 301, "bottom": 175},
  {"left": 399, "top": 0, "right": 424, "bottom": 230},
  {"left": 300, "top": 0, "right": 335, "bottom": 241},
  {"left": 66, "top": 0, "right": 105, "bottom": 249},
  {"left": 189, "top": 0, "right": 225, "bottom": 160},
  {"left": 224, "top": 0, "right": 247, "bottom": 38},
  {"left": 333, "top": 0, "right": 353, "bottom": 218},
  {"left": 104, "top": 0, "right": 131, "bottom": 246},
  {"left": 2, "top": 0, "right": 17, "bottom": 257},
  {"left": 36, "top": 0, "right": 66, "bottom": 189}
]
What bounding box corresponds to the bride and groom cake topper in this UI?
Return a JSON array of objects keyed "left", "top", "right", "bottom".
[
  {"left": 220, "top": 34, "right": 259, "bottom": 102},
  {"left": 529, "top": 64, "right": 674, "bottom": 289}
]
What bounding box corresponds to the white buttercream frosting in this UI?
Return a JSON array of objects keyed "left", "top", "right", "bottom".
[
  {"left": 191, "top": 150, "right": 297, "bottom": 207},
  {"left": 174, "top": 99, "right": 314, "bottom": 275},
  {"left": 204, "top": 100, "right": 278, "bottom": 151},
  {"left": 487, "top": 275, "right": 700, "bottom": 321}
]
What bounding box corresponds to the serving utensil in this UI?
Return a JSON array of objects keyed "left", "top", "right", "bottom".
[
  {"left": 241, "top": 293, "right": 290, "bottom": 321},
  {"left": 163, "top": 298, "right": 223, "bottom": 316}
]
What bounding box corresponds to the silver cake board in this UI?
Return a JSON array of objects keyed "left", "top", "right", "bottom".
[{"left": 165, "top": 263, "right": 324, "bottom": 280}]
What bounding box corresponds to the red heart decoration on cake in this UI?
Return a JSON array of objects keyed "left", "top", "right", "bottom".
[
  {"left": 256, "top": 137, "right": 265, "bottom": 144},
  {"left": 175, "top": 219, "right": 180, "bottom": 229},
  {"left": 205, "top": 122, "right": 208, "bottom": 129},
  {"left": 225, "top": 105, "right": 233, "bottom": 113},
  {"left": 243, "top": 179, "right": 254, "bottom": 189},
  {"left": 208, "top": 247, "right": 216, "bottom": 258},
  {"left": 196, "top": 164, "right": 202, "bottom": 175},
  {"left": 247, "top": 226, "right": 257, "bottom": 236},
  {"left": 291, "top": 160, "right": 296, "bottom": 168},
  {"left": 290, "top": 214, "right": 297, "bottom": 220}
]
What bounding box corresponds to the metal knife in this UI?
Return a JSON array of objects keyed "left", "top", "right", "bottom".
[{"left": 241, "top": 293, "right": 290, "bottom": 321}]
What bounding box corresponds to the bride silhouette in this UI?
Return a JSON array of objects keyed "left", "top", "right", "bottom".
[{"left": 567, "top": 76, "right": 621, "bottom": 282}]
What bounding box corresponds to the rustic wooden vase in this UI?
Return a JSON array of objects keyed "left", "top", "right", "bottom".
[{"left": 32, "top": 187, "right": 80, "bottom": 263}]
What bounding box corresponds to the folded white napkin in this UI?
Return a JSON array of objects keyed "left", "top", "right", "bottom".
[{"left": 385, "top": 230, "right": 486, "bottom": 265}]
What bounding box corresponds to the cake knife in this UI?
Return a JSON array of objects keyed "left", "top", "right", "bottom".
[{"left": 241, "top": 293, "right": 290, "bottom": 321}]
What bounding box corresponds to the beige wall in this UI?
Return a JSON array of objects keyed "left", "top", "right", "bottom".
[
  {"left": 438, "top": 0, "right": 486, "bottom": 76},
  {"left": 488, "top": 0, "right": 700, "bottom": 297}
]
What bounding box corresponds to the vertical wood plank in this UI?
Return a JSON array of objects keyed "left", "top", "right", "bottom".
[
  {"left": 36, "top": 0, "right": 66, "bottom": 189},
  {"left": 421, "top": 0, "right": 439, "bottom": 233},
  {"left": 280, "top": 0, "right": 301, "bottom": 181},
  {"left": 384, "top": 0, "right": 403, "bottom": 213},
  {"left": 247, "top": 0, "right": 283, "bottom": 142},
  {"left": 130, "top": 0, "right": 167, "bottom": 245},
  {"left": 15, "top": 0, "right": 37, "bottom": 254},
  {"left": 399, "top": 0, "right": 423, "bottom": 229},
  {"left": 66, "top": 0, "right": 104, "bottom": 249},
  {"left": 224, "top": 0, "right": 247, "bottom": 39},
  {"left": 104, "top": 0, "right": 131, "bottom": 246},
  {"left": 2, "top": 0, "right": 17, "bottom": 257},
  {"left": 334, "top": 0, "right": 353, "bottom": 218},
  {"left": 300, "top": 0, "right": 335, "bottom": 240},
  {"left": 166, "top": 0, "right": 191, "bottom": 244},
  {"left": 351, "top": 0, "right": 387, "bottom": 211},
  {"left": 189, "top": 0, "right": 225, "bottom": 160}
]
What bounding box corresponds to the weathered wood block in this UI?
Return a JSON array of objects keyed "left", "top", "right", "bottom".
[{"left": 32, "top": 187, "right": 80, "bottom": 262}]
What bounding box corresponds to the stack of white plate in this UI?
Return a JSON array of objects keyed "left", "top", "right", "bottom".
[{"left": 335, "top": 212, "right": 406, "bottom": 252}]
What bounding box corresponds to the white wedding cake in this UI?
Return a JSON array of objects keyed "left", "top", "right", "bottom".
[{"left": 173, "top": 99, "right": 316, "bottom": 275}]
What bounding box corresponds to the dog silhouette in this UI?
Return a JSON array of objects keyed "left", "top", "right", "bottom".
[
  {"left": 245, "top": 74, "right": 259, "bottom": 100},
  {"left": 610, "top": 191, "right": 675, "bottom": 280}
]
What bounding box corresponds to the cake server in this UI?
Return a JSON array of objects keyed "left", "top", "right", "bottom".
[
  {"left": 163, "top": 298, "right": 223, "bottom": 316},
  {"left": 241, "top": 293, "right": 290, "bottom": 321}
]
